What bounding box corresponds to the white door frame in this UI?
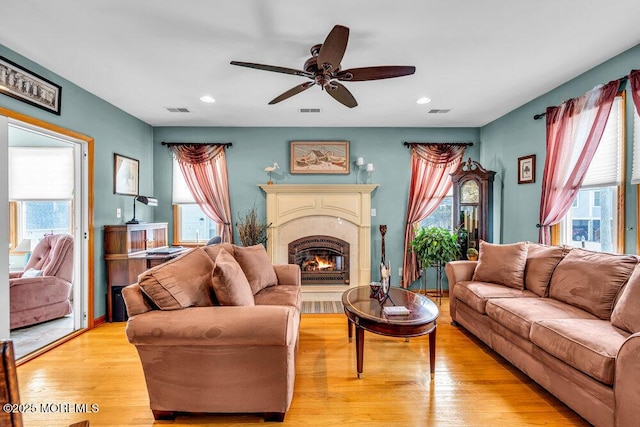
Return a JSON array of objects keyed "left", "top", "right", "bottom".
[
  {"left": 0, "top": 115, "right": 9, "bottom": 339},
  {"left": 1, "top": 112, "right": 91, "bottom": 343}
]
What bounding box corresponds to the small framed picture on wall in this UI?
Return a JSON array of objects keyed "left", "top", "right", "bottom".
[
  {"left": 113, "top": 153, "right": 140, "bottom": 196},
  {"left": 518, "top": 155, "right": 535, "bottom": 184}
]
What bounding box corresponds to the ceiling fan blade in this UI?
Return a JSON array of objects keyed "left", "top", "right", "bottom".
[
  {"left": 230, "top": 61, "right": 312, "bottom": 78},
  {"left": 335, "top": 66, "right": 416, "bottom": 81},
  {"left": 269, "top": 82, "right": 315, "bottom": 105},
  {"left": 326, "top": 82, "right": 358, "bottom": 108},
  {"left": 317, "top": 25, "right": 349, "bottom": 72}
]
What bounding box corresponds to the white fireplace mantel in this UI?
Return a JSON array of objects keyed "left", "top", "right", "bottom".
[{"left": 259, "top": 184, "right": 378, "bottom": 295}]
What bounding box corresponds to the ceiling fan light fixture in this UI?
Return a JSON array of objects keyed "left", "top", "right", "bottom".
[
  {"left": 200, "top": 95, "right": 216, "bottom": 103},
  {"left": 416, "top": 97, "right": 432, "bottom": 105}
]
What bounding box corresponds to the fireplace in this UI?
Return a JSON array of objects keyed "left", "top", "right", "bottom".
[
  {"left": 259, "top": 184, "right": 378, "bottom": 297},
  {"left": 288, "top": 235, "right": 350, "bottom": 285}
]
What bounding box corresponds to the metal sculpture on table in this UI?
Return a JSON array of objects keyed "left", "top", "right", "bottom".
[{"left": 371, "top": 225, "right": 394, "bottom": 305}]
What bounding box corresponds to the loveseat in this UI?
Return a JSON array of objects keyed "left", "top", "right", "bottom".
[
  {"left": 9, "top": 233, "right": 74, "bottom": 329},
  {"left": 445, "top": 241, "right": 640, "bottom": 427},
  {"left": 122, "top": 243, "right": 302, "bottom": 422}
]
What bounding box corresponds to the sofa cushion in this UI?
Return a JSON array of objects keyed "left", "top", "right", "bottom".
[
  {"left": 203, "top": 242, "right": 235, "bottom": 261},
  {"left": 485, "top": 297, "right": 598, "bottom": 340},
  {"left": 453, "top": 281, "right": 536, "bottom": 315},
  {"left": 530, "top": 319, "right": 630, "bottom": 385},
  {"left": 254, "top": 285, "right": 302, "bottom": 310},
  {"left": 211, "top": 249, "right": 255, "bottom": 306},
  {"left": 138, "top": 248, "right": 216, "bottom": 310},
  {"left": 524, "top": 243, "right": 568, "bottom": 297},
  {"left": 549, "top": 248, "right": 637, "bottom": 320},
  {"left": 611, "top": 265, "right": 640, "bottom": 333},
  {"left": 233, "top": 244, "right": 278, "bottom": 295},
  {"left": 472, "top": 241, "right": 528, "bottom": 290}
]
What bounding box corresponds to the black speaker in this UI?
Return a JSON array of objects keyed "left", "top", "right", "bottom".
[{"left": 112, "top": 286, "right": 128, "bottom": 322}]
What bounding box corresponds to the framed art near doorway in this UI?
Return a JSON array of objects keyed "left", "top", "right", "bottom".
[
  {"left": 0, "top": 55, "right": 62, "bottom": 115},
  {"left": 113, "top": 153, "right": 139, "bottom": 196}
]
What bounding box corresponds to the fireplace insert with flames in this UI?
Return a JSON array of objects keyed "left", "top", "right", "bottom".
[{"left": 288, "top": 235, "right": 350, "bottom": 285}]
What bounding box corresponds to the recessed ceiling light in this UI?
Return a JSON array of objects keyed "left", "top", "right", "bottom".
[
  {"left": 200, "top": 95, "right": 216, "bottom": 103},
  {"left": 416, "top": 97, "right": 432, "bottom": 105}
]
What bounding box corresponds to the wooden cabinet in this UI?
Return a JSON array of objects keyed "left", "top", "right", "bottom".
[
  {"left": 451, "top": 158, "right": 495, "bottom": 255},
  {"left": 104, "top": 223, "right": 169, "bottom": 322}
]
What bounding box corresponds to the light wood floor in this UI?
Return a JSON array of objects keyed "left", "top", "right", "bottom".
[{"left": 17, "top": 298, "right": 590, "bottom": 426}]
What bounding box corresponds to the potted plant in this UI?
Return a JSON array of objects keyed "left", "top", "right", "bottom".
[
  {"left": 466, "top": 247, "right": 479, "bottom": 261},
  {"left": 410, "top": 226, "right": 461, "bottom": 269},
  {"left": 410, "top": 226, "right": 461, "bottom": 296}
]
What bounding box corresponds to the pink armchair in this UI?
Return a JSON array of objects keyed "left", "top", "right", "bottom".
[{"left": 9, "top": 234, "right": 74, "bottom": 330}]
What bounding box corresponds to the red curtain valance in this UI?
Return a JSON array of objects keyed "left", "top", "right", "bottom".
[{"left": 167, "top": 143, "right": 233, "bottom": 243}]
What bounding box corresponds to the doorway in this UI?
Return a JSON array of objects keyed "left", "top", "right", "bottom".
[{"left": 1, "top": 111, "right": 92, "bottom": 360}]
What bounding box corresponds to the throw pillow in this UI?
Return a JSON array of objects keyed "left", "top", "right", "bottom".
[
  {"left": 472, "top": 241, "right": 529, "bottom": 290},
  {"left": 233, "top": 244, "right": 278, "bottom": 295},
  {"left": 21, "top": 268, "right": 43, "bottom": 278},
  {"left": 203, "top": 242, "right": 235, "bottom": 262},
  {"left": 138, "top": 248, "right": 216, "bottom": 310},
  {"left": 549, "top": 248, "right": 638, "bottom": 320},
  {"left": 211, "top": 249, "right": 255, "bottom": 306},
  {"left": 524, "top": 243, "right": 569, "bottom": 297},
  {"left": 611, "top": 265, "right": 640, "bottom": 333}
]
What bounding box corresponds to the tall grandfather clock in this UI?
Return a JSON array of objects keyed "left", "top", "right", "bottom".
[{"left": 451, "top": 158, "right": 496, "bottom": 254}]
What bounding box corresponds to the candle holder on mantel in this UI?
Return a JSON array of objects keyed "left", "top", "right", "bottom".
[
  {"left": 355, "top": 157, "right": 365, "bottom": 184},
  {"left": 365, "top": 163, "right": 375, "bottom": 183}
]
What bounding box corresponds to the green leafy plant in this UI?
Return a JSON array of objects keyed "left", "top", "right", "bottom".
[
  {"left": 235, "top": 204, "right": 270, "bottom": 246},
  {"left": 466, "top": 247, "right": 479, "bottom": 260},
  {"left": 410, "top": 226, "right": 461, "bottom": 268}
]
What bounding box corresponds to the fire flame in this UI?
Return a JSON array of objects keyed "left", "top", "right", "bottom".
[{"left": 315, "top": 255, "right": 334, "bottom": 270}]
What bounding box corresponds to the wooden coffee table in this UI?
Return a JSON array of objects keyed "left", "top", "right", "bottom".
[{"left": 342, "top": 285, "right": 439, "bottom": 379}]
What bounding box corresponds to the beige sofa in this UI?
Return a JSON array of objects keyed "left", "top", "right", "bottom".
[
  {"left": 446, "top": 241, "right": 640, "bottom": 427},
  {"left": 122, "top": 243, "right": 302, "bottom": 422}
]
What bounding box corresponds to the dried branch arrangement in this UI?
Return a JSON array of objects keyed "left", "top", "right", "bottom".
[{"left": 236, "top": 204, "right": 270, "bottom": 246}]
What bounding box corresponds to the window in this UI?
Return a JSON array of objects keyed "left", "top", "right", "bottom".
[
  {"left": 8, "top": 147, "right": 74, "bottom": 250},
  {"left": 557, "top": 95, "right": 624, "bottom": 252},
  {"left": 21, "top": 201, "right": 72, "bottom": 239},
  {"left": 420, "top": 188, "right": 454, "bottom": 230},
  {"left": 172, "top": 158, "right": 220, "bottom": 244}
]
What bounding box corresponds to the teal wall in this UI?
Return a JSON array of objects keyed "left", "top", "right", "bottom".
[
  {"left": 0, "top": 45, "right": 154, "bottom": 319},
  {"left": 481, "top": 43, "right": 640, "bottom": 252},
  {"left": 5, "top": 37, "right": 637, "bottom": 309},
  {"left": 152, "top": 127, "right": 480, "bottom": 288}
]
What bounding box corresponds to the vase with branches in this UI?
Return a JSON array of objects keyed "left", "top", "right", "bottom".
[{"left": 235, "top": 204, "right": 270, "bottom": 246}]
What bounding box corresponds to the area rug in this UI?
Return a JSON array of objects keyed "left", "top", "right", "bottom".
[{"left": 301, "top": 301, "right": 344, "bottom": 314}]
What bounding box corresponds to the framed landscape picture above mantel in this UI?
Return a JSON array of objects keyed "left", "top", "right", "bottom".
[
  {"left": 290, "top": 141, "right": 350, "bottom": 174},
  {"left": 0, "top": 55, "right": 62, "bottom": 115},
  {"left": 518, "top": 154, "right": 535, "bottom": 184}
]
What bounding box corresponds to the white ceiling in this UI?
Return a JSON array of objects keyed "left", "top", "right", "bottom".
[{"left": 1, "top": 1, "right": 640, "bottom": 128}]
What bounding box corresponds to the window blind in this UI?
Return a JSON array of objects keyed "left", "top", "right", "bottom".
[
  {"left": 631, "top": 99, "right": 640, "bottom": 184},
  {"left": 582, "top": 96, "right": 623, "bottom": 188},
  {"left": 8, "top": 147, "right": 74, "bottom": 200},
  {"left": 172, "top": 157, "right": 195, "bottom": 204}
]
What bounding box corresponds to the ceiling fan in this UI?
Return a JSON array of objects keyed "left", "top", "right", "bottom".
[{"left": 230, "top": 25, "right": 416, "bottom": 108}]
